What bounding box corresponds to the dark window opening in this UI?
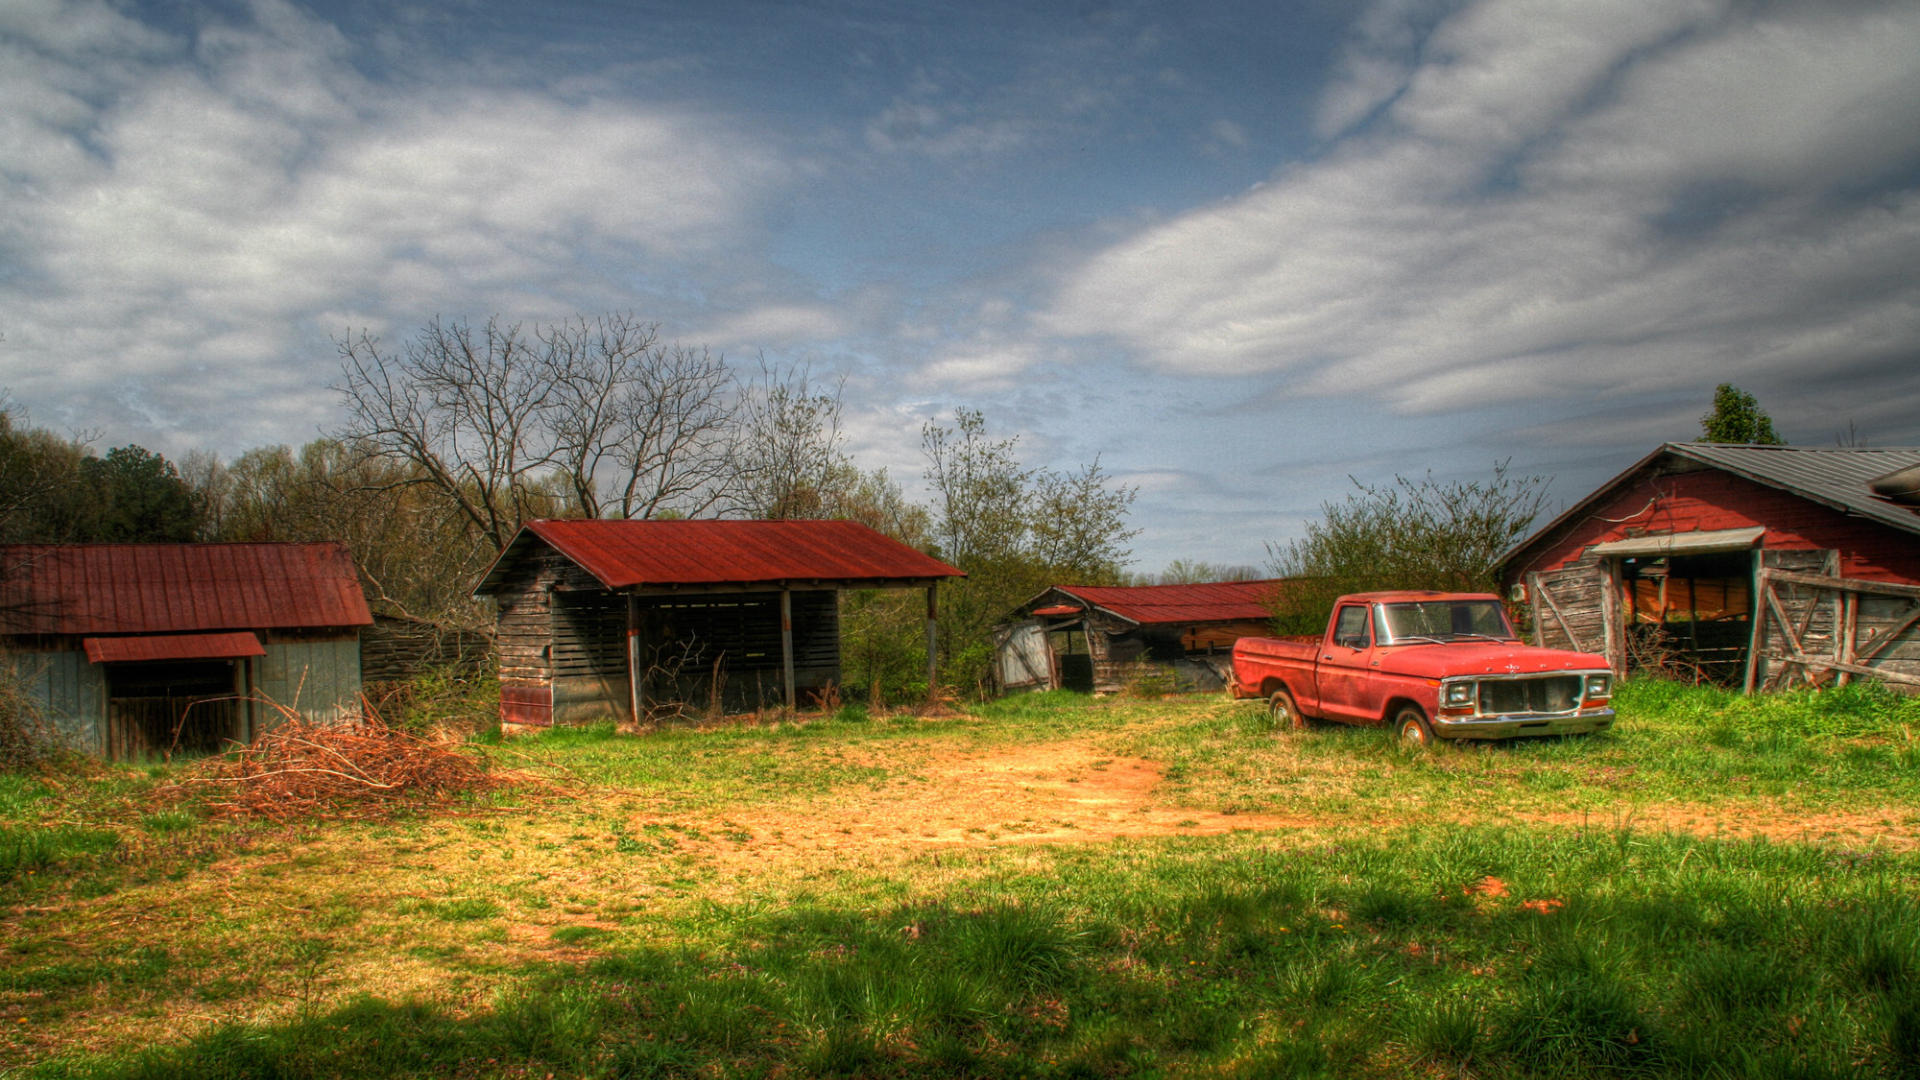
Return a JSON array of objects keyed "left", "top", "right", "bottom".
[
  {"left": 106, "top": 659, "right": 241, "bottom": 758},
  {"left": 1621, "top": 550, "right": 1753, "bottom": 685}
]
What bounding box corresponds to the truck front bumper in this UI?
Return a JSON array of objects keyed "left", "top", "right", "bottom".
[{"left": 1432, "top": 708, "right": 1614, "bottom": 740}]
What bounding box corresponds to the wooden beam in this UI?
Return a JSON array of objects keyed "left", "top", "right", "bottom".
[
  {"left": 1854, "top": 603, "right": 1920, "bottom": 665},
  {"left": 627, "top": 594, "right": 644, "bottom": 723},
  {"left": 1767, "top": 650, "right": 1920, "bottom": 688},
  {"left": 780, "top": 588, "right": 796, "bottom": 711},
  {"left": 1743, "top": 566, "right": 1767, "bottom": 695},
  {"left": 1765, "top": 568, "right": 1920, "bottom": 599},
  {"left": 926, "top": 585, "right": 939, "bottom": 704}
]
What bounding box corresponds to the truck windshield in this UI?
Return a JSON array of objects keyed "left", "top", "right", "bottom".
[{"left": 1378, "top": 601, "right": 1515, "bottom": 643}]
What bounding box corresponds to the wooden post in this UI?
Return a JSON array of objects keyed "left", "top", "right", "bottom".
[
  {"left": 242, "top": 654, "right": 256, "bottom": 744},
  {"left": 627, "top": 594, "right": 644, "bottom": 722},
  {"left": 925, "top": 584, "right": 938, "bottom": 703},
  {"left": 780, "top": 587, "right": 796, "bottom": 711}
]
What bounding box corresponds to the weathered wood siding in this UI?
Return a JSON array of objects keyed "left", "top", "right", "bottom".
[
  {"left": 359, "top": 616, "right": 493, "bottom": 684},
  {"left": 1528, "top": 555, "right": 1611, "bottom": 658},
  {"left": 257, "top": 633, "right": 363, "bottom": 726},
  {"left": 1, "top": 645, "right": 106, "bottom": 752}
]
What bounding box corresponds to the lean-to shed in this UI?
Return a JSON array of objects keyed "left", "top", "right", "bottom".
[
  {"left": 471, "top": 519, "right": 963, "bottom": 725},
  {"left": 995, "top": 580, "right": 1285, "bottom": 694},
  {"left": 1498, "top": 443, "right": 1920, "bottom": 691},
  {"left": 0, "top": 543, "right": 373, "bottom": 756}
]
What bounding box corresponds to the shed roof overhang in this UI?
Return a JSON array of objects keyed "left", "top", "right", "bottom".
[
  {"left": 1585, "top": 526, "right": 1766, "bottom": 559},
  {"left": 83, "top": 631, "right": 267, "bottom": 664},
  {"left": 473, "top": 519, "right": 964, "bottom": 597}
]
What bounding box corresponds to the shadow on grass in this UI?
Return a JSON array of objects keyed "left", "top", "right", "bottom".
[{"left": 29, "top": 829, "right": 1920, "bottom": 1080}]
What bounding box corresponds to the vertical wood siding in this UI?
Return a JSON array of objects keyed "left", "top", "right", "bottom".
[
  {"left": 257, "top": 636, "right": 362, "bottom": 726},
  {"left": 3, "top": 648, "right": 105, "bottom": 752}
]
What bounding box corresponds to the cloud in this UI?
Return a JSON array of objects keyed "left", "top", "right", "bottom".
[
  {"left": 1043, "top": 0, "right": 1920, "bottom": 420},
  {"left": 0, "top": 0, "right": 780, "bottom": 452}
]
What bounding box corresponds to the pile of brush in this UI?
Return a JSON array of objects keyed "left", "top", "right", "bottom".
[{"left": 174, "top": 713, "right": 503, "bottom": 821}]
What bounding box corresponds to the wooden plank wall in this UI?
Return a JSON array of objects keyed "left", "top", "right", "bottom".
[
  {"left": 644, "top": 590, "right": 840, "bottom": 711},
  {"left": 1528, "top": 554, "right": 1610, "bottom": 656},
  {"left": 359, "top": 617, "right": 494, "bottom": 684},
  {"left": 0, "top": 646, "right": 105, "bottom": 752}
]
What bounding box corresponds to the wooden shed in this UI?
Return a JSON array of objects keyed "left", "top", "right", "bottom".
[
  {"left": 1499, "top": 443, "right": 1920, "bottom": 691},
  {"left": 0, "top": 543, "right": 373, "bottom": 756},
  {"left": 471, "top": 519, "right": 963, "bottom": 725},
  {"left": 994, "top": 580, "right": 1284, "bottom": 695}
]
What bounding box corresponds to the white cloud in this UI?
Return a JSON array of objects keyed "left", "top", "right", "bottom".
[
  {"left": 697, "top": 304, "right": 848, "bottom": 347},
  {"left": 0, "top": 0, "right": 780, "bottom": 452},
  {"left": 1044, "top": 0, "right": 1920, "bottom": 418}
]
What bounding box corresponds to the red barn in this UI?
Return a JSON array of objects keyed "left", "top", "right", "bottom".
[{"left": 1499, "top": 443, "right": 1920, "bottom": 691}]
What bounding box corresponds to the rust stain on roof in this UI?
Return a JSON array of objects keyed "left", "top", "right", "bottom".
[
  {"left": 0, "top": 543, "right": 372, "bottom": 636},
  {"left": 1033, "top": 580, "right": 1286, "bottom": 626},
  {"left": 83, "top": 631, "right": 267, "bottom": 664},
  {"left": 476, "top": 519, "right": 964, "bottom": 594}
]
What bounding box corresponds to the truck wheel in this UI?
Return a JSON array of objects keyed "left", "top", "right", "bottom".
[
  {"left": 1395, "top": 706, "right": 1435, "bottom": 748},
  {"left": 1268, "top": 689, "right": 1307, "bottom": 731}
]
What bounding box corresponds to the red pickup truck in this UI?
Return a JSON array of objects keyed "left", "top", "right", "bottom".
[{"left": 1231, "top": 591, "right": 1615, "bottom": 745}]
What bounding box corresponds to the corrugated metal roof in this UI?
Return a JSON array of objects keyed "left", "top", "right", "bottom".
[
  {"left": 1676, "top": 444, "right": 1920, "bottom": 535},
  {"left": 83, "top": 632, "right": 266, "bottom": 664},
  {"left": 1024, "top": 580, "right": 1285, "bottom": 627},
  {"left": 474, "top": 519, "right": 965, "bottom": 594},
  {"left": 0, "top": 543, "right": 372, "bottom": 636},
  {"left": 1500, "top": 443, "right": 1920, "bottom": 571}
]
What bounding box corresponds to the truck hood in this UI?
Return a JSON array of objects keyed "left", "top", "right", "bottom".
[{"left": 1377, "top": 644, "right": 1609, "bottom": 680}]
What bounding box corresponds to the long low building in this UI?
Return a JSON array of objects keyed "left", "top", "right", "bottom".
[
  {"left": 995, "top": 580, "right": 1285, "bottom": 694},
  {"left": 0, "top": 542, "right": 372, "bottom": 757}
]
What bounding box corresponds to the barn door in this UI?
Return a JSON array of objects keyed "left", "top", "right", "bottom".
[
  {"left": 1746, "top": 549, "right": 1840, "bottom": 692},
  {"left": 1527, "top": 558, "right": 1615, "bottom": 669},
  {"left": 994, "top": 620, "right": 1055, "bottom": 692}
]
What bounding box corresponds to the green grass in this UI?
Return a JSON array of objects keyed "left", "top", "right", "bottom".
[
  {"left": 6, "top": 679, "right": 1920, "bottom": 1077},
  {"left": 25, "top": 828, "right": 1920, "bottom": 1078}
]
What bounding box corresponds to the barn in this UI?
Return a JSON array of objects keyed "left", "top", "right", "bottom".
[
  {"left": 1498, "top": 443, "right": 1920, "bottom": 692},
  {"left": 471, "top": 519, "right": 963, "bottom": 724},
  {"left": 994, "top": 580, "right": 1284, "bottom": 695},
  {"left": 0, "top": 543, "right": 373, "bottom": 756}
]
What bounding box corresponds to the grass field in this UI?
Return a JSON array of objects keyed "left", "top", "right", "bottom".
[{"left": 2, "top": 680, "right": 1918, "bottom": 1078}]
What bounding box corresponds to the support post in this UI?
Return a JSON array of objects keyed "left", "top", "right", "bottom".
[
  {"left": 926, "top": 584, "right": 939, "bottom": 704},
  {"left": 780, "top": 588, "right": 796, "bottom": 711},
  {"left": 627, "top": 594, "right": 644, "bottom": 722}
]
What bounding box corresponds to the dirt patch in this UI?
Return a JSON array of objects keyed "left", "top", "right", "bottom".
[
  {"left": 629, "top": 740, "right": 1309, "bottom": 862},
  {"left": 1514, "top": 804, "right": 1920, "bottom": 851}
]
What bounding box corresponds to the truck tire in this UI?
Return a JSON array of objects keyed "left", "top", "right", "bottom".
[
  {"left": 1394, "top": 705, "right": 1435, "bottom": 748},
  {"left": 1268, "top": 689, "right": 1308, "bottom": 731}
]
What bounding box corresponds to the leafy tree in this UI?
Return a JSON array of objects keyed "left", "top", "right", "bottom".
[
  {"left": 1265, "top": 462, "right": 1549, "bottom": 635},
  {"left": 921, "top": 409, "right": 1138, "bottom": 694},
  {"left": 1698, "top": 383, "right": 1785, "bottom": 445}
]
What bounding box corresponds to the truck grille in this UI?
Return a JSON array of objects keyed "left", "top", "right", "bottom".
[{"left": 1478, "top": 675, "right": 1583, "bottom": 716}]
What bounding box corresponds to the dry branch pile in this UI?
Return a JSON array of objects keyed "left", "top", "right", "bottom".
[{"left": 171, "top": 716, "right": 503, "bottom": 821}]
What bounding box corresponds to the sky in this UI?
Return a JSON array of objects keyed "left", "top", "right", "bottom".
[{"left": 3, "top": 0, "right": 1917, "bottom": 573}]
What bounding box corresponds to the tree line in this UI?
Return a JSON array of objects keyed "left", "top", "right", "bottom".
[{"left": 0, "top": 313, "right": 1143, "bottom": 700}]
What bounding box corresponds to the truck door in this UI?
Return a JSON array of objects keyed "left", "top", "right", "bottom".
[{"left": 1316, "top": 603, "right": 1375, "bottom": 723}]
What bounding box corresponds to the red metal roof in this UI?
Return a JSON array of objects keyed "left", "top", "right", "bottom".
[
  {"left": 0, "top": 543, "right": 372, "bottom": 636},
  {"left": 83, "top": 632, "right": 266, "bottom": 664},
  {"left": 475, "top": 519, "right": 964, "bottom": 594},
  {"left": 1032, "top": 580, "right": 1286, "bottom": 626}
]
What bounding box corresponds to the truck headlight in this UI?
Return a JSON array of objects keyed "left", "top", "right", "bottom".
[
  {"left": 1444, "top": 681, "right": 1475, "bottom": 706},
  {"left": 1584, "top": 674, "right": 1612, "bottom": 700}
]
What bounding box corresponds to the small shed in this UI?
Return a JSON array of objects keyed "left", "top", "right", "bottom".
[
  {"left": 995, "top": 580, "right": 1284, "bottom": 694},
  {"left": 0, "top": 543, "right": 373, "bottom": 756},
  {"left": 471, "top": 519, "right": 964, "bottom": 725},
  {"left": 1499, "top": 443, "right": 1920, "bottom": 691}
]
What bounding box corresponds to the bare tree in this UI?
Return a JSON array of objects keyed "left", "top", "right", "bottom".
[
  {"left": 337, "top": 317, "right": 560, "bottom": 552},
  {"left": 335, "top": 313, "right": 741, "bottom": 549},
  {"left": 543, "top": 315, "right": 739, "bottom": 520},
  {"left": 731, "top": 360, "right": 850, "bottom": 519}
]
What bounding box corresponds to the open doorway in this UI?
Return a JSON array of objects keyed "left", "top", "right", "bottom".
[
  {"left": 105, "top": 660, "right": 242, "bottom": 759},
  {"left": 1619, "top": 550, "right": 1754, "bottom": 685}
]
